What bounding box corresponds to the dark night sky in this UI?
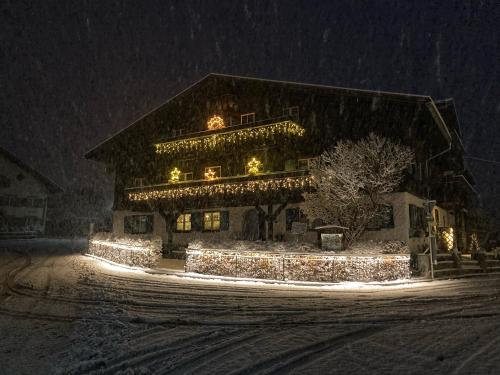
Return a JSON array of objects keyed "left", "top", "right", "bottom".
[{"left": 1, "top": 1, "right": 499, "bottom": 221}]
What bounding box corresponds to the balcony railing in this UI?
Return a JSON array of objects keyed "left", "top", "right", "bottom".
[
  {"left": 153, "top": 117, "right": 305, "bottom": 156},
  {"left": 125, "top": 170, "right": 312, "bottom": 202}
]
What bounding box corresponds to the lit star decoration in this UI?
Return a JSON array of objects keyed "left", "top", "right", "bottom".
[
  {"left": 169, "top": 167, "right": 181, "bottom": 183},
  {"left": 207, "top": 115, "right": 225, "bottom": 130},
  {"left": 247, "top": 157, "right": 262, "bottom": 175},
  {"left": 204, "top": 168, "right": 217, "bottom": 180},
  {"left": 154, "top": 120, "right": 305, "bottom": 156},
  {"left": 127, "top": 176, "right": 313, "bottom": 201}
]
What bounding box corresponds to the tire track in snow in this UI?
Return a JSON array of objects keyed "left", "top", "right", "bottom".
[
  {"left": 451, "top": 336, "right": 500, "bottom": 374},
  {"left": 76, "top": 329, "right": 238, "bottom": 374},
  {"left": 153, "top": 330, "right": 262, "bottom": 374},
  {"left": 228, "top": 325, "right": 387, "bottom": 375},
  {"left": 0, "top": 251, "right": 31, "bottom": 302}
]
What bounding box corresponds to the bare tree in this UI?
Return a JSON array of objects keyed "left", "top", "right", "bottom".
[{"left": 302, "top": 133, "right": 414, "bottom": 249}]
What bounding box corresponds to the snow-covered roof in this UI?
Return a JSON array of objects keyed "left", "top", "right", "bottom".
[{"left": 0, "top": 146, "right": 64, "bottom": 194}]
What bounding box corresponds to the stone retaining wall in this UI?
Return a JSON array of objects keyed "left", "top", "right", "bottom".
[
  {"left": 186, "top": 248, "right": 411, "bottom": 282},
  {"left": 87, "top": 234, "right": 162, "bottom": 268}
]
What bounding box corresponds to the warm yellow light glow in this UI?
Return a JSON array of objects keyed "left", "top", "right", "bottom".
[
  {"left": 469, "top": 233, "right": 480, "bottom": 252},
  {"left": 154, "top": 120, "right": 305, "bottom": 156},
  {"left": 207, "top": 115, "right": 225, "bottom": 130},
  {"left": 441, "top": 227, "right": 454, "bottom": 251},
  {"left": 128, "top": 175, "right": 313, "bottom": 201},
  {"left": 169, "top": 167, "right": 181, "bottom": 183},
  {"left": 247, "top": 157, "right": 262, "bottom": 175},
  {"left": 185, "top": 248, "right": 412, "bottom": 282},
  {"left": 204, "top": 168, "right": 217, "bottom": 180}
]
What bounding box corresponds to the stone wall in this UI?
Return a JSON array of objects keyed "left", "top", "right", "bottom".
[
  {"left": 87, "top": 233, "right": 162, "bottom": 268},
  {"left": 186, "top": 248, "right": 411, "bottom": 282}
]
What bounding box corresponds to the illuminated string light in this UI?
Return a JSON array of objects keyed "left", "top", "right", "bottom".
[
  {"left": 469, "top": 233, "right": 480, "bottom": 253},
  {"left": 441, "top": 227, "right": 454, "bottom": 251},
  {"left": 154, "top": 120, "right": 305, "bottom": 156},
  {"left": 207, "top": 115, "right": 225, "bottom": 130},
  {"left": 128, "top": 175, "right": 313, "bottom": 201},
  {"left": 204, "top": 168, "right": 217, "bottom": 180},
  {"left": 169, "top": 167, "right": 181, "bottom": 183},
  {"left": 247, "top": 157, "right": 262, "bottom": 175},
  {"left": 185, "top": 248, "right": 411, "bottom": 282}
]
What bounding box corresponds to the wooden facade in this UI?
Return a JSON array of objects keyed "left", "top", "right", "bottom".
[{"left": 86, "top": 74, "right": 476, "bottom": 252}]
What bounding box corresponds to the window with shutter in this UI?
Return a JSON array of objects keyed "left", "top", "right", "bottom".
[
  {"left": 124, "top": 215, "right": 154, "bottom": 234},
  {"left": 175, "top": 213, "right": 191, "bottom": 232},
  {"left": 203, "top": 211, "right": 221, "bottom": 231}
]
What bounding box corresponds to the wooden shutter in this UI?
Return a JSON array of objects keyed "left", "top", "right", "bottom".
[
  {"left": 220, "top": 211, "right": 229, "bottom": 231},
  {"left": 191, "top": 212, "right": 203, "bottom": 231}
]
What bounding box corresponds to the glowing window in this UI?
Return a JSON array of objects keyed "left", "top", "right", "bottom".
[
  {"left": 204, "top": 211, "right": 220, "bottom": 231},
  {"left": 176, "top": 213, "right": 191, "bottom": 232}
]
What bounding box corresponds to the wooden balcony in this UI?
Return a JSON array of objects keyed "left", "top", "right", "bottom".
[
  {"left": 125, "top": 170, "right": 312, "bottom": 202},
  {"left": 153, "top": 117, "right": 305, "bottom": 157}
]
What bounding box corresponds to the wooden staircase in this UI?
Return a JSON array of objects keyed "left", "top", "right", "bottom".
[{"left": 433, "top": 252, "right": 500, "bottom": 279}]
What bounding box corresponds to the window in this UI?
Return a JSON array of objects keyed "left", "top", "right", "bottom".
[
  {"left": 133, "top": 178, "right": 145, "bottom": 187},
  {"left": 0, "top": 175, "right": 11, "bottom": 188},
  {"left": 240, "top": 112, "right": 255, "bottom": 124},
  {"left": 204, "top": 166, "right": 221, "bottom": 180},
  {"left": 283, "top": 106, "right": 299, "bottom": 118},
  {"left": 176, "top": 213, "right": 191, "bottom": 232},
  {"left": 11, "top": 197, "right": 28, "bottom": 207},
  {"left": 124, "top": 215, "right": 154, "bottom": 234},
  {"left": 409, "top": 204, "right": 426, "bottom": 237},
  {"left": 0, "top": 196, "right": 9, "bottom": 206},
  {"left": 178, "top": 159, "right": 195, "bottom": 170},
  {"left": 204, "top": 211, "right": 221, "bottom": 231},
  {"left": 298, "top": 158, "right": 318, "bottom": 170},
  {"left": 171, "top": 128, "right": 185, "bottom": 137},
  {"left": 33, "top": 198, "right": 45, "bottom": 208},
  {"left": 182, "top": 172, "right": 193, "bottom": 181}
]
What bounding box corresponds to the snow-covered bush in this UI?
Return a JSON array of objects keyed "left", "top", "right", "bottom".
[
  {"left": 188, "top": 239, "right": 317, "bottom": 253},
  {"left": 348, "top": 240, "right": 410, "bottom": 255},
  {"left": 87, "top": 233, "right": 162, "bottom": 268},
  {"left": 186, "top": 248, "right": 411, "bottom": 282}
]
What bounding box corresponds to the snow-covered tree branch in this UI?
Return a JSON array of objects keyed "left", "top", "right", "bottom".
[{"left": 302, "top": 133, "right": 414, "bottom": 249}]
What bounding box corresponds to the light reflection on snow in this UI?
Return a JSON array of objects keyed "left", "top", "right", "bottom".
[
  {"left": 85, "top": 254, "right": 146, "bottom": 274},
  {"left": 86, "top": 254, "right": 429, "bottom": 291},
  {"left": 177, "top": 272, "right": 425, "bottom": 291}
]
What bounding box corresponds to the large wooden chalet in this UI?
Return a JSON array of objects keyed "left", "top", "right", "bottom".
[{"left": 86, "top": 74, "right": 477, "bottom": 253}]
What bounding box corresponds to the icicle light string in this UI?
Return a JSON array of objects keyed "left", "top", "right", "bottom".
[
  {"left": 128, "top": 175, "right": 313, "bottom": 201},
  {"left": 154, "top": 120, "right": 305, "bottom": 155}
]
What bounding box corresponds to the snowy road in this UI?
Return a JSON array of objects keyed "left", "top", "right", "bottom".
[{"left": 1, "top": 240, "right": 500, "bottom": 374}]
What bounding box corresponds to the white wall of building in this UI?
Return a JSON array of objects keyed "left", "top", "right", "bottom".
[{"left": 112, "top": 191, "right": 455, "bottom": 253}]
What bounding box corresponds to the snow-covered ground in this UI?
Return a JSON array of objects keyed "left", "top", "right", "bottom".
[{"left": 1, "top": 239, "right": 500, "bottom": 374}]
